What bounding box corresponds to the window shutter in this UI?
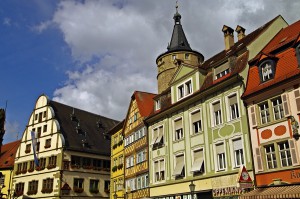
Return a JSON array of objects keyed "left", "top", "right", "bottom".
[
  {"left": 255, "top": 147, "right": 263, "bottom": 172},
  {"left": 289, "top": 139, "right": 299, "bottom": 166},
  {"left": 281, "top": 93, "right": 291, "bottom": 117},
  {"left": 174, "top": 118, "right": 183, "bottom": 130},
  {"left": 191, "top": 110, "right": 201, "bottom": 123},
  {"left": 250, "top": 105, "right": 257, "bottom": 127},
  {"left": 294, "top": 89, "right": 300, "bottom": 113}
]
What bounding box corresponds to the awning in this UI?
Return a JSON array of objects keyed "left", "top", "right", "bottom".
[
  {"left": 155, "top": 131, "right": 163, "bottom": 144},
  {"left": 191, "top": 157, "right": 204, "bottom": 172},
  {"left": 173, "top": 156, "right": 184, "bottom": 176},
  {"left": 240, "top": 185, "right": 300, "bottom": 199}
]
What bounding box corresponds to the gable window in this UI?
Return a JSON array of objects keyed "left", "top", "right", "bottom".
[
  {"left": 43, "top": 124, "right": 47, "bottom": 132},
  {"left": 216, "top": 143, "right": 226, "bottom": 171},
  {"left": 191, "top": 110, "right": 202, "bottom": 134},
  {"left": 25, "top": 144, "right": 31, "bottom": 153},
  {"left": 154, "top": 159, "right": 165, "bottom": 182},
  {"left": 265, "top": 144, "right": 277, "bottom": 169},
  {"left": 259, "top": 102, "right": 270, "bottom": 124},
  {"left": 191, "top": 149, "right": 204, "bottom": 175},
  {"left": 259, "top": 59, "right": 275, "bottom": 82},
  {"left": 228, "top": 94, "right": 239, "bottom": 120},
  {"left": 278, "top": 141, "right": 292, "bottom": 167},
  {"left": 272, "top": 97, "right": 284, "bottom": 120},
  {"left": 232, "top": 138, "right": 244, "bottom": 168},
  {"left": 38, "top": 112, "right": 43, "bottom": 122},
  {"left": 174, "top": 118, "right": 183, "bottom": 141},
  {"left": 177, "top": 79, "right": 193, "bottom": 100},
  {"left": 173, "top": 154, "right": 185, "bottom": 178},
  {"left": 213, "top": 101, "right": 222, "bottom": 126}
]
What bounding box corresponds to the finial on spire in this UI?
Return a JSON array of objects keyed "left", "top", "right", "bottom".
[{"left": 176, "top": 0, "right": 179, "bottom": 13}]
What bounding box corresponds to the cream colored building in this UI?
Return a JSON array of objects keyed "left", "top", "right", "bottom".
[{"left": 12, "top": 94, "right": 118, "bottom": 199}]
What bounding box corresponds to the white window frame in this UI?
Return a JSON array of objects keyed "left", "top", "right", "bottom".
[
  {"left": 215, "top": 142, "right": 226, "bottom": 171},
  {"left": 278, "top": 141, "right": 292, "bottom": 167},
  {"left": 227, "top": 93, "right": 240, "bottom": 121},
  {"left": 190, "top": 109, "right": 202, "bottom": 134},
  {"left": 173, "top": 153, "right": 185, "bottom": 178},
  {"left": 272, "top": 97, "right": 284, "bottom": 120},
  {"left": 261, "top": 62, "right": 273, "bottom": 81},
  {"left": 191, "top": 148, "right": 205, "bottom": 174},
  {"left": 154, "top": 159, "right": 165, "bottom": 183},
  {"left": 211, "top": 100, "right": 222, "bottom": 127},
  {"left": 176, "top": 78, "right": 193, "bottom": 101},
  {"left": 259, "top": 102, "right": 270, "bottom": 124},
  {"left": 174, "top": 117, "right": 184, "bottom": 141},
  {"left": 155, "top": 99, "right": 161, "bottom": 110},
  {"left": 265, "top": 144, "right": 277, "bottom": 169},
  {"left": 231, "top": 137, "right": 244, "bottom": 168}
]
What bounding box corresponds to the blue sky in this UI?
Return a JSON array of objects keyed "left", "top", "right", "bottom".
[{"left": 1, "top": 0, "right": 300, "bottom": 144}]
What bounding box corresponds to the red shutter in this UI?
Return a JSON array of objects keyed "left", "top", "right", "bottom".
[
  {"left": 281, "top": 93, "right": 291, "bottom": 117},
  {"left": 255, "top": 147, "right": 263, "bottom": 172},
  {"left": 250, "top": 105, "right": 257, "bottom": 127},
  {"left": 289, "top": 139, "right": 299, "bottom": 166}
]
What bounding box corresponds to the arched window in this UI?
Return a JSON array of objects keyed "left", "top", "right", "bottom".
[{"left": 259, "top": 59, "right": 276, "bottom": 82}]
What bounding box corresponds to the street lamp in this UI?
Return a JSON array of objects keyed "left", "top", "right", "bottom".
[
  {"left": 113, "top": 192, "right": 117, "bottom": 199},
  {"left": 189, "top": 181, "right": 195, "bottom": 199}
]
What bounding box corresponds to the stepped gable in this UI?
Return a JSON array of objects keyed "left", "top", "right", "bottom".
[
  {"left": 0, "top": 140, "right": 20, "bottom": 168},
  {"left": 243, "top": 19, "right": 300, "bottom": 98},
  {"left": 49, "top": 100, "right": 119, "bottom": 155}
]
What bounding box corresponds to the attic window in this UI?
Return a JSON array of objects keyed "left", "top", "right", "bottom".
[
  {"left": 172, "top": 55, "right": 176, "bottom": 60},
  {"left": 259, "top": 59, "right": 276, "bottom": 82},
  {"left": 155, "top": 99, "right": 161, "bottom": 111},
  {"left": 215, "top": 63, "right": 230, "bottom": 80}
]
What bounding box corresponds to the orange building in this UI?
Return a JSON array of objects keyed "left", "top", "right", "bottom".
[
  {"left": 123, "top": 91, "right": 155, "bottom": 199},
  {"left": 241, "top": 19, "right": 300, "bottom": 198}
]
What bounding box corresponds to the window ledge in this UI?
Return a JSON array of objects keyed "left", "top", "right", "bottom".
[{"left": 257, "top": 117, "right": 287, "bottom": 129}]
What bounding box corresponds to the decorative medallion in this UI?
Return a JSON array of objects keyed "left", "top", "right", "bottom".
[
  {"left": 261, "top": 129, "right": 272, "bottom": 139},
  {"left": 274, "top": 125, "right": 286, "bottom": 136}
]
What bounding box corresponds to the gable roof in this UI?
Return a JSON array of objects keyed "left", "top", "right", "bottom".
[
  {"left": 0, "top": 140, "right": 21, "bottom": 169},
  {"left": 242, "top": 19, "right": 300, "bottom": 98},
  {"left": 49, "top": 100, "right": 119, "bottom": 155},
  {"left": 133, "top": 91, "right": 156, "bottom": 118},
  {"left": 201, "top": 15, "right": 283, "bottom": 70}
]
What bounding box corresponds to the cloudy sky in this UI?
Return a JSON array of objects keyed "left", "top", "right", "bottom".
[{"left": 1, "top": 0, "right": 300, "bottom": 144}]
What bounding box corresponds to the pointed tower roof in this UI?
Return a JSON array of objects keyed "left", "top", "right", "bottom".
[{"left": 167, "top": 3, "right": 192, "bottom": 52}]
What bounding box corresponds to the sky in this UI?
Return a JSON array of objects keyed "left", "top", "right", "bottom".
[{"left": 1, "top": 0, "right": 300, "bottom": 144}]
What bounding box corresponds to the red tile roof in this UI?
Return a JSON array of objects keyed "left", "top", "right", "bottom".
[
  {"left": 243, "top": 20, "right": 300, "bottom": 98},
  {"left": 133, "top": 91, "right": 156, "bottom": 118},
  {"left": 0, "top": 140, "right": 21, "bottom": 169}
]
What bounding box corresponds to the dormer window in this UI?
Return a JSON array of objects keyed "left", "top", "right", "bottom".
[
  {"left": 214, "top": 63, "right": 230, "bottom": 80},
  {"left": 216, "top": 69, "right": 229, "bottom": 79},
  {"left": 155, "top": 99, "right": 161, "bottom": 111},
  {"left": 296, "top": 43, "right": 300, "bottom": 66},
  {"left": 172, "top": 55, "right": 176, "bottom": 60},
  {"left": 185, "top": 53, "right": 189, "bottom": 60},
  {"left": 177, "top": 79, "right": 193, "bottom": 100},
  {"left": 259, "top": 59, "right": 275, "bottom": 82}
]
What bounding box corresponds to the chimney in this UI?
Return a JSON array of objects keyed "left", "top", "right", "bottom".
[
  {"left": 222, "top": 25, "right": 234, "bottom": 50},
  {"left": 236, "top": 25, "right": 246, "bottom": 41}
]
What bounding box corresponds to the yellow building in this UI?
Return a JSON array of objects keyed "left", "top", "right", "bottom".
[
  {"left": 109, "top": 120, "right": 125, "bottom": 199},
  {"left": 0, "top": 140, "right": 20, "bottom": 199}
]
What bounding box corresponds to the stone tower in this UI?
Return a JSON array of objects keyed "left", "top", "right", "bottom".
[{"left": 156, "top": 4, "right": 204, "bottom": 94}]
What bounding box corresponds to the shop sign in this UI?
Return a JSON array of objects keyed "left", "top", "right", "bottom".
[{"left": 212, "top": 186, "right": 244, "bottom": 197}]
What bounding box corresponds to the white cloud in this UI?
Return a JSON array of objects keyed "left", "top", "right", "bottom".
[
  {"left": 3, "top": 17, "right": 11, "bottom": 26},
  {"left": 32, "top": 20, "right": 53, "bottom": 33},
  {"left": 49, "top": 0, "right": 300, "bottom": 121}
]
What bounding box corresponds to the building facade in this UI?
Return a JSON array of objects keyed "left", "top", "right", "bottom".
[
  {"left": 12, "top": 94, "right": 118, "bottom": 199},
  {"left": 146, "top": 8, "right": 288, "bottom": 199},
  {"left": 241, "top": 20, "right": 300, "bottom": 198},
  {"left": 110, "top": 120, "right": 125, "bottom": 199},
  {"left": 123, "top": 91, "right": 155, "bottom": 199}
]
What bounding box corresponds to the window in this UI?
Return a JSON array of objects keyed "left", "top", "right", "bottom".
[
  {"left": 16, "top": 182, "right": 25, "bottom": 195},
  {"left": 35, "top": 114, "right": 38, "bottom": 121},
  {"left": 155, "top": 99, "right": 161, "bottom": 110},
  {"left": 103, "top": 160, "right": 110, "bottom": 169},
  {"left": 260, "top": 60, "right": 275, "bottom": 81},
  {"left": 172, "top": 54, "right": 176, "bottom": 60},
  {"left": 43, "top": 125, "right": 47, "bottom": 132},
  {"left": 126, "top": 178, "right": 135, "bottom": 191},
  {"left": 48, "top": 156, "right": 57, "bottom": 167},
  {"left": 259, "top": 102, "right": 270, "bottom": 124},
  {"left": 177, "top": 80, "right": 193, "bottom": 100},
  {"left": 279, "top": 141, "right": 292, "bottom": 167},
  {"left": 25, "top": 144, "right": 31, "bottom": 153},
  {"left": 216, "top": 68, "right": 229, "bottom": 79},
  {"left": 154, "top": 159, "right": 165, "bottom": 182},
  {"left": 36, "top": 142, "right": 40, "bottom": 152},
  {"left": 216, "top": 143, "right": 226, "bottom": 171},
  {"left": 191, "top": 149, "right": 204, "bottom": 174},
  {"left": 265, "top": 144, "right": 277, "bottom": 169},
  {"left": 39, "top": 158, "right": 46, "bottom": 169},
  {"left": 45, "top": 139, "right": 51, "bottom": 148},
  {"left": 43, "top": 111, "right": 47, "bottom": 118},
  {"left": 228, "top": 94, "right": 239, "bottom": 120},
  {"left": 37, "top": 127, "right": 42, "bottom": 137},
  {"left": 213, "top": 101, "right": 222, "bottom": 126},
  {"left": 173, "top": 154, "right": 185, "bottom": 178},
  {"left": 296, "top": 44, "right": 300, "bottom": 65},
  {"left": 191, "top": 110, "right": 202, "bottom": 134},
  {"left": 136, "top": 150, "right": 146, "bottom": 164},
  {"left": 71, "top": 156, "right": 81, "bottom": 167},
  {"left": 89, "top": 179, "right": 99, "bottom": 192},
  {"left": 17, "top": 163, "right": 22, "bottom": 172},
  {"left": 126, "top": 155, "right": 134, "bottom": 168},
  {"left": 28, "top": 180, "right": 38, "bottom": 195},
  {"left": 74, "top": 178, "right": 84, "bottom": 189},
  {"left": 104, "top": 181, "right": 110, "bottom": 192},
  {"left": 136, "top": 174, "right": 148, "bottom": 189},
  {"left": 185, "top": 53, "right": 190, "bottom": 59},
  {"left": 22, "top": 162, "right": 27, "bottom": 172},
  {"left": 174, "top": 118, "right": 183, "bottom": 140},
  {"left": 134, "top": 113, "right": 138, "bottom": 122},
  {"left": 38, "top": 112, "right": 43, "bottom": 122},
  {"left": 152, "top": 126, "right": 164, "bottom": 149},
  {"left": 272, "top": 97, "right": 284, "bottom": 120},
  {"left": 42, "top": 178, "right": 53, "bottom": 193},
  {"left": 233, "top": 138, "right": 244, "bottom": 168}
]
